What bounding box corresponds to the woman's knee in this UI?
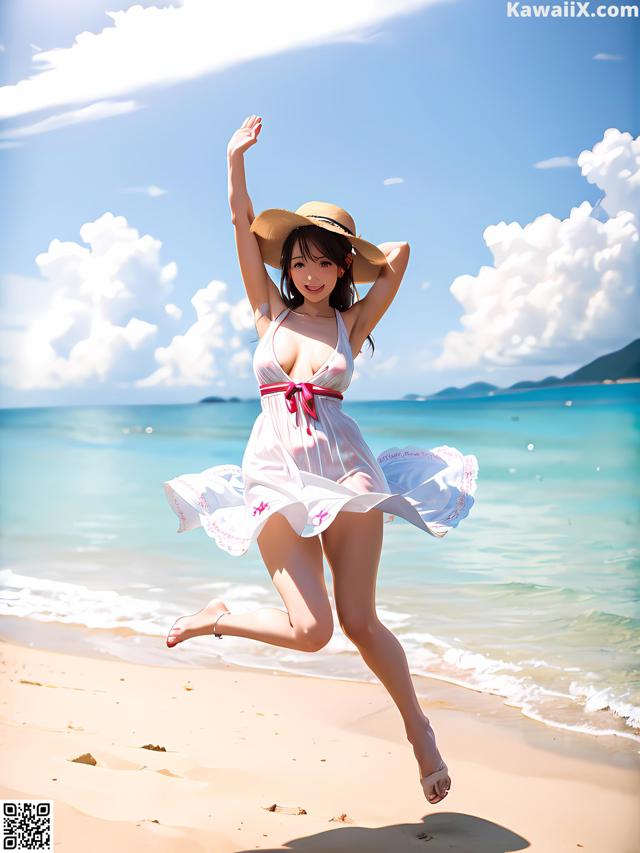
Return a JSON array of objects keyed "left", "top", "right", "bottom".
[
  {"left": 292, "top": 614, "right": 334, "bottom": 652},
  {"left": 338, "top": 609, "right": 379, "bottom": 644}
]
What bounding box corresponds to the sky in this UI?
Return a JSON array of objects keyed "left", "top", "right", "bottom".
[{"left": 0, "top": 0, "right": 638, "bottom": 407}]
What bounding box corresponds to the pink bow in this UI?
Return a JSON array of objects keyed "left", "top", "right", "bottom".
[{"left": 283, "top": 382, "right": 319, "bottom": 435}]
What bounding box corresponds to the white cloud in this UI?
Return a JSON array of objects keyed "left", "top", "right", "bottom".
[
  {"left": 578, "top": 128, "right": 639, "bottom": 219},
  {"left": 136, "top": 281, "right": 255, "bottom": 388},
  {"left": 534, "top": 156, "right": 578, "bottom": 169},
  {"left": 0, "top": 273, "right": 52, "bottom": 330},
  {"left": 0, "top": 99, "right": 140, "bottom": 139},
  {"left": 369, "top": 354, "right": 399, "bottom": 375},
  {"left": 121, "top": 184, "right": 168, "bottom": 197},
  {"left": 164, "top": 303, "right": 182, "bottom": 320},
  {"left": 593, "top": 52, "right": 623, "bottom": 61},
  {"left": 435, "top": 128, "right": 639, "bottom": 371},
  {"left": 0, "top": 212, "right": 254, "bottom": 391},
  {"left": 0, "top": 0, "right": 447, "bottom": 121},
  {"left": 383, "top": 177, "right": 405, "bottom": 185},
  {"left": 228, "top": 348, "right": 253, "bottom": 375},
  {"left": 352, "top": 349, "right": 398, "bottom": 385}
]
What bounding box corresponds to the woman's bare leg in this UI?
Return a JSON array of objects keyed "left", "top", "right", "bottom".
[
  {"left": 166, "top": 512, "right": 334, "bottom": 652},
  {"left": 320, "top": 508, "right": 451, "bottom": 802}
]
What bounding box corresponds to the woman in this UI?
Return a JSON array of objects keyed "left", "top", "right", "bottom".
[{"left": 164, "top": 115, "right": 479, "bottom": 805}]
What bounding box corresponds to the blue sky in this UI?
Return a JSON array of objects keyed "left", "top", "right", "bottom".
[{"left": 0, "top": 0, "right": 638, "bottom": 407}]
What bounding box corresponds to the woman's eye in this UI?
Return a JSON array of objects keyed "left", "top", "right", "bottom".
[{"left": 293, "top": 260, "right": 332, "bottom": 269}]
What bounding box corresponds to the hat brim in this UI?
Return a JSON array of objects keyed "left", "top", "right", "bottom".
[{"left": 250, "top": 208, "right": 387, "bottom": 284}]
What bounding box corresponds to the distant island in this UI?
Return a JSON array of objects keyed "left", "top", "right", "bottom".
[
  {"left": 403, "top": 338, "right": 640, "bottom": 400},
  {"left": 198, "top": 338, "right": 640, "bottom": 403}
]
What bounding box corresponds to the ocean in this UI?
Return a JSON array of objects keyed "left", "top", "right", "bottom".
[{"left": 1, "top": 382, "right": 638, "bottom": 745}]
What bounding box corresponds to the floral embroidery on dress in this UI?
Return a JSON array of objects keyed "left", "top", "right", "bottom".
[
  {"left": 312, "top": 508, "right": 330, "bottom": 526},
  {"left": 252, "top": 500, "right": 270, "bottom": 516}
]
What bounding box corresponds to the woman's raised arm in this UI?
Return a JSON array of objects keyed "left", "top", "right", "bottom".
[
  {"left": 227, "top": 116, "right": 282, "bottom": 331},
  {"left": 349, "top": 242, "right": 410, "bottom": 353}
]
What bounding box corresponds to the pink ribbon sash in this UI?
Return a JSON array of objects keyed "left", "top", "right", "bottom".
[{"left": 259, "top": 381, "right": 344, "bottom": 435}]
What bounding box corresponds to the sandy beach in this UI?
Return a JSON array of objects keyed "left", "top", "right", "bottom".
[{"left": 1, "top": 632, "right": 638, "bottom": 853}]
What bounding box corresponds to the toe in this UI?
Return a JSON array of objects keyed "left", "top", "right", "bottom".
[
  {"left": 166, "top": 629, "right": 180, "bottom": 646},
  {"left": 428, "top": 777, "right": 450, "bottom": 803}
]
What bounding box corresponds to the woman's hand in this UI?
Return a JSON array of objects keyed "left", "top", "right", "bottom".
[
  {"left": 377, "top": 241, "right": 410, "bottom": 257},
  {"left": 227, "top": 115, "right": 263, "bottom": 160}
]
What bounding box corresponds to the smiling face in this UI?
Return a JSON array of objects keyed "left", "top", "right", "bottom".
[{"left": 288, "top": 237, "right": 350, "bottom": 304}]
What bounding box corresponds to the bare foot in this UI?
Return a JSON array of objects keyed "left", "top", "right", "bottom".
[
  {"left": 166, "top": 598, "right": 230, "bottom": 648},
  {"left": 408, "top": 717, "right": 450, "bottom": 803}
]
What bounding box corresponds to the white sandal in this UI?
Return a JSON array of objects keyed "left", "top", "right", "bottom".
[
  {"left": 212, "top": 610, "right": 228, "bottom": 638},
  {"left": 420, "top": 759, "right": 450, "bottom": 803}
]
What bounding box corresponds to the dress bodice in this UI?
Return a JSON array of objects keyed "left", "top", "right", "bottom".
[
  {"left": 249, "top": 306, "right": 371, "bottom": 479},
  {"left": 253, "top": 307, "right": 354, "bottom": 394}
]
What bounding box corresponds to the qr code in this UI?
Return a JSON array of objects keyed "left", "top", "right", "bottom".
[{"left": 1, "top": 800, "right": 53, "bottom": 851}]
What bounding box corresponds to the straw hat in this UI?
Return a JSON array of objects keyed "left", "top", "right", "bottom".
[{"left": 250, "top": 201, "right": 387, "bottom": 284}]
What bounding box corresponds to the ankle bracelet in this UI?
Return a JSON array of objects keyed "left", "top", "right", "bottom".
[{"left": 213, "top": 611, "right": 227, "bottom": 639}]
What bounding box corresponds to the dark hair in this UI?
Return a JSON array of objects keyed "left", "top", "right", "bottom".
[{"left": 277, "top": 224, "right": 375, "bottom": 356}]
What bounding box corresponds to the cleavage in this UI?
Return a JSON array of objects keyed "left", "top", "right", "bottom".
[{"left": 273, "top": 313, "right": 338, "bottom": 381}]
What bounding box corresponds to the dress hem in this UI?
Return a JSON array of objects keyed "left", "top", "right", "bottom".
[{"left": 163, "top": 447, "right": 478, "bottom": 558}]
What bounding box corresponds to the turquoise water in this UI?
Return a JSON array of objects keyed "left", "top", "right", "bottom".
[{"left": 1, "top": 383, "right": 638, "bottom": 742}]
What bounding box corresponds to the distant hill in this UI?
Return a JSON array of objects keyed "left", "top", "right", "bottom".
[
  {"left": 405, "top": 381, "right": 498, "bottom": 400},
  {"left": 562, "top": 338, "right": 640, "bottom": 383},
  {"left": 199, "top": 395, "right": 242, "bottom": 403},
  {"left": 403, "top": 338, "right": 640, "bottom": 400}
]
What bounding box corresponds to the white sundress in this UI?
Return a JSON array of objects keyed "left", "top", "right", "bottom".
[{"left": 163, "top": 306, "right": 479, "bottom": 557}]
